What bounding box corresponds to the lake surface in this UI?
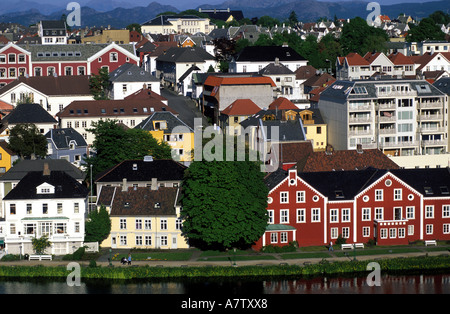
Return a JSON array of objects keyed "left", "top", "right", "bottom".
[{"left": 0, "top": 273, "right": 448, "bottom": 294}]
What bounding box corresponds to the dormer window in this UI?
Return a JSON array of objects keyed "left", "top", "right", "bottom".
[{"left": 37, "top": 183, "right": 55, "bottom": 194}]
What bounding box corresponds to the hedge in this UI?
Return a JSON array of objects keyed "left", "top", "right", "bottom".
[{"left": 0, "top": 255, "right": 448, "bottom": 280}]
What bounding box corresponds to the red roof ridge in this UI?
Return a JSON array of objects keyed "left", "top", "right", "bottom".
[{"left": 221, "top": 99, "right": 261, "bottom": 116}]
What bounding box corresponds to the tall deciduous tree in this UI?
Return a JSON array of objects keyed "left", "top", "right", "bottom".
[
  {"left": 8, "top": 123, "right": 48, "bottom": 160},
  {"left": 181, "top": 160, "right": 268, "bottom": 250},
  {"left": 85, "top": 205, "right": 111, "bottom": 243},
  {"left": 85, "top": 119, "right": 171, "bottom": 180},
  {"left": 340, "top": 17, "right": 388, "bottom": 55},
  {"left": 406, "top": 17, "right": 446, "bottom": 42},
  {"left": 89, "top": 67, "right": 110, "bottom": 100}
]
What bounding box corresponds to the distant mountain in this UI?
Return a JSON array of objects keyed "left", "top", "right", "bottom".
[{"left": 0, "top": 0, "right": 448, "bottom": 28}]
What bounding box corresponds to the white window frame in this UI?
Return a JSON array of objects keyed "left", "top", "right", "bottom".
[
  {"left": 311, "top": 208, "right": 320, "bottom": 222},
  {"left": 296, "top": 208, "right": 305, "bottom": 223}
]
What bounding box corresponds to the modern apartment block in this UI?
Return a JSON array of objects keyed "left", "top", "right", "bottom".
[{"left": 318, "top": 78, "right": 448, "bottom": 156}]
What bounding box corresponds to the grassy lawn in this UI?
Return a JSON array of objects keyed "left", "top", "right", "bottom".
[
  {"left": 113, "top": 251, "right": 194, "bottom": 261},
  {"left": 200, "top": 255, "right": 277, "bottom": 262},
  {"left": 280, "top": 252, "right": 333, "bottom": 260}
]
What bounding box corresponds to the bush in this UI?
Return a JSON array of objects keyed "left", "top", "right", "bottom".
[
  {"left": 335, "top": 234, "right": 346, "bottom": 245},
  {"left": 62, "top": 246, "right": 86, "bottom": 261},
  {"left": 89, "top": 260, "right": 97, "bottom": 268},
  {"left": 260, "top": 242, "right": 297, "bottom": 253}
]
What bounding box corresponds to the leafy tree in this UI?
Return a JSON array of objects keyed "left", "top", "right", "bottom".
[
  {"left": 89, "top": 67, "right": 110, "bottom": 100},
  {"left": 8, "top": 123, "right": 48, "bottom": 160},
  {"left": 340, "top": 17, "right": 388, "bottom": 55},
  {"left": 181, "top": 153, "right": 268, "bottom": 250},
  {"left": 32, "top": 235, "right": 51, "bottom": 254},
  {"left": 85, "top": 205, "right": 111, "bottom": 243},
  {"left": 288, "top": 11, "right": 298, "bottom": 26},
  {"left": 406, "top": 17, "right": 446, "bottom": 42},
  {"left": 257, "top": 15, "right": 280, "bottom": 28},
  {"left": 126, "top": 23, "right": 142, "bottom": 33},
  {"left": 429, "top": 10, "right": 450, "bottom": 25},
  {"left": 85, "top": 119, "right": 171, "bottom": 180}
]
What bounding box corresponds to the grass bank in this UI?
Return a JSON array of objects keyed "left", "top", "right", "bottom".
[{"left": 0, "top": 255, "right": 448, "bottom": 281}]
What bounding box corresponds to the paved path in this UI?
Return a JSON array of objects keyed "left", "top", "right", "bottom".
[{"left": 1, "top": 248, "right": 448, "bottom": 268}]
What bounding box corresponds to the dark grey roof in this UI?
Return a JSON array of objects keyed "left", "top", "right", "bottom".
[
  {"left": 95, "top": 159, "right": 187, "bottom": 183},
  {"left": 109, "top": 63, "right": 159, "bottom": 83},
  {"left": 142, "top": 15, "right": 206, "bottom": 26},
  {"left": 391, "top": 168, "right": 450, "bottom": 198},
  {"left": 0, "top": 159, "right": 86, "bottom": 181},
  {"left": 3, "top": 170, "right": 88, "bottom": 200},
  {"left": 13, "top": 43, "right": 135, "bottom": 62},
  {"left": 259, "top": 62, "right": 294, "bottom": 75},
  {"left": 235, "top": 46, "right": 306, "bottom": 62},
  {"left": 41, "top": 20, "right": 66, "bottom": 30},
  {"left": 156, "top": 47, "right": 215, "bottom": 63},
  {"left": 45, "top": 128, "right": 87, "bottom": 149},
  {"left": 264, "top": 167, "right": 287, "bottom": 190},
  {"left": 240, "top": 110, "right": 307, "bottom": 142},
  {"left": 135, "top": 111, "right": 194, "bottom": 134},
  {"left": 433, "top": 77, "right": 450, "bottom": 95},
  {"left": 3, "top": 103, "right": 57, "bottom": 124},
  {"left": 321, "top": 78, "right": 445, "bottom": 102},
  {"left": 179, "top": 65, "right": 201, "bottom": 82}
]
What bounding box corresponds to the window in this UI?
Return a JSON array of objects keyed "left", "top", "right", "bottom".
[
  {"left": 120, "top": 235, "right": 127, "bottom": 246},
  {"left": 27, "top": 204, "right": 32, "bottom": 215},
  {"left": 394, "top": 189, "right": 402, "bottom": 200},
  {"left": 406, "top": 206, "right": 415, "bottom": 219},
  {"left": 270, "top": 233, "right": 278, "bottom": 243},
  {"left": 55, "top": 223, "right": 67, "bottom": 234},
  {"left": 145, "top": 235, "right": 152, "bottom": 246},
  {"left": 425, "top": 205, "right": 434, "bottom": 218},
  {"left": 65, "top": 67, "right": 72, "bottom": 76},
  {"left": 311, "top": 208, "right": 320, "bottom": 222},
  {"left": 280, "top": 192, "right": 288, "bottom": 203},
  {"left": 331, "top": 227, "right": 338, "bottom": 239},
  {"left": 120, "top": 218, "right": 127, "bottom": 230},
  {"left": 77, "top": 66, "right": 85, "bottom": 75},
  {"left": 176, "top": 218, "right": 182, "bottom": 230},
  {"left": 426, "top": 224, "right": 433, "bottom": 235},
  {"left": 9, "top": 68, "right": 16, "bottom": 78},
  {"left": 375, "top": 189, "right": 383, "bottom": 201},
  {"left": 135, "top": 236, "right": 142, "bottom": 246},
  {"left": 42, "top": 203, "right": 48, "bottom": 214},
  {"left": 47, "top": 67, "right": 55, "bottom": 76},
  {"left": 9, "top": 204, "right": 15, "bottom": 215},
  {"left": 10, "top": 224, "right": 16, "bottom": 235},
  {"left": 0, "top": 55, "right": 5, "bottom": 63},
  {"left": 443, "top": 205, "right": 450, "bottom": 218},
  {"left": 380, "top": 228, "right": 387, "bottom": 239},
  {"left": 362, "top": 208, "right": 371, "bottom": 221},
  {"left": 375, "top": 207, "right": 383, "bottom": 220},
  {"left": 389, "top": 228, "right": 396, "bottom": 238},
  {"left": 110, "top": 52, "right": 118, "bottom": 62},
  {"left": 160, "top": 219, "right": 168, "bottom": 230},
  {"left": 443, "top": 224, "right": 450, "bottom": 234},
  {"left": 160, "top": 235, "right": 168, "bottom": 246},
  {"left": 74, "top": 202, "right": 79, "bottom": 214},
  {"left": 144, "top": 219, "right": 152, "bottom": 230},
  {"left": 280, "top": 209, "right": 289, "bottom": 223},
  {"left": 342, "top": 227, "right": 349, "bottom": 238},
  {"left": 316, "top": 126, "right": 322, "bottom": 134},
  {"left": 267, "top": 210, "right": 274, "bottom": 224},
  {"left": 296, "top": 209, "right": 305, "bottom": 223},
  {"left": 342, "top": 208, "right": 350, "bottom": 222},
  {"left": 280, "top": 232, "right": 288, "bottom": 243},
  {"left": 8, "top": 54, "right": 16, "bottom": 63},
  {"left": 363, "top": 226, "right": 370, "bottom": 237},
  {"left": 296, "top": 191, "right": 305, "bottom": 203},
  {"left": 75, "top": 222, "right": 80, "bottom": 233},
  {"left": 34, "top": 67, "right": 42, "bottom": 76},
  {"left": 136, "top": 219, "right": 142, "bottom": 230},
  {"left": 24, "top": 223, "right": 36, "bottom": 235},
  {"left": 57, "top": 203, "right": 63, "bottom": 214},
  {"left": 398, "top": 228, "right": 405, "bottom": 238},
  {"left": 330, "top": 208, "right": 338, "bottom": 223}
]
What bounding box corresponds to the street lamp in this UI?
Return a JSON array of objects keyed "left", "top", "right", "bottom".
[
  {"left": 90, "top": 164, "right": 93, "bottom": 213},
  {"left": 109, "top": 248, "right": 112, "bottom": 267}
]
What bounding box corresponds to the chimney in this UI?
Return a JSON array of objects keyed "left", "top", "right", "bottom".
[
  {"left": 356, "top": 144, "right": 363, "bottom": 153},
  {"left": 122, "top": 178, "right": 127, "bottom": 192},
  {"left": 325, "top": 144, "right": 333, "bottom": 155},
  {"left": 43, "top": 163, "right": 50, "bottom": 176},
  {"left": 151, "top": 178, "right": 158, "bottom": 190}
]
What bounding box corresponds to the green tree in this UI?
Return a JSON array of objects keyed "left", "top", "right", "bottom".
[
  {"left": 181, "top": 159, "right": 268, "bottom": 250},
  {"left": 429, "top": 10, "right": 450, "bottom": 25},
  {"left": 84, "top": 205, "right": 111, "bottom": 243},
  {"left": 288, "top": 11, "right": 298, "bottom": 26},
  {"left": 406, "top": 17, "right": 446, "bottom": 42},
  {"left": 340, "top": 17, "right": 388, "bottom": 55},
  {"left": 89, "top": 67, "right": 110, "bottom": 100},
  {"left": 85, "top": 119, "right": 171, "bottom": 180},
  {"left": 8, "top": 123, "right": 48, "bottom": 160},
  {"left": 126, "top": 23, "right": 142, "bottom": 33},
  {"left": 257, "top": 15, "right": 280, "bottom": 28},
  {"left": 32, "top": 235, "right": 51, "bottom": 255}
]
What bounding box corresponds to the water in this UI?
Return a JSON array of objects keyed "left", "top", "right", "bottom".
[{"left": 0, "top": 273, "right": 448, "bottom": 294}]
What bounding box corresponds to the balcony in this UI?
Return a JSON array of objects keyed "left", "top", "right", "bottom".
[
  {"left": 418, "top": 100, "right": 444, "bottom": 109},
  {"left": 419, "top": 127, "right": 446, "bottom": 134},
  {"left": 349, "top": 116, "right": 372, "bottom": 124},
  {"left": 348, "top": 104, "right": 372, "bottom": 111},
  {"left": 377, "top": 103, "right": 396, "bottom": 110},
  {"left": 380, "top": 140, "right": 419, "bottom": 148},
  {"left": 378, "top": 115, "right": 396, "bottom": 123},
  {"left": 349, "top": 129, "right": 372, "bottom": 136},
  {"left": 422, "top": 139, "right": 447, "bottom": 146},
  {"left": 417, "top": 114, "right": 443, "bottom": 121},
  {"left": 379, "top": 128, "right": 396, "bottom": 134}
]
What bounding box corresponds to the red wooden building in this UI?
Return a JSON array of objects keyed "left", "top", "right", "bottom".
[
  {"left": 254, "top": 167, "right": 450, "bottom": 250},
  {"left": 0, "top": 42, "right": 139, "bottom": 87}
]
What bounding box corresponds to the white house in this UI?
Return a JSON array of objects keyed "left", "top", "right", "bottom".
[
  {"left": 0, "top": 76, "right": 94, "bottom": 117},
  {"left": 109, "top": 63, "right": 161, "bottom": 100},
  {"left": 2, "top": 165, "right": 89, "bottom": 255}
]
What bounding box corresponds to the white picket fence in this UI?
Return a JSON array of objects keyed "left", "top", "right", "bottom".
[{"left": 83, "top": 242, "right": 99, "bottom": 253}]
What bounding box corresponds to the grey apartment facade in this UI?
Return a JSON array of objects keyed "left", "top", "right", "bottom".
[{"left": 318, "top": 78, "right": 447, "bottom": 156}]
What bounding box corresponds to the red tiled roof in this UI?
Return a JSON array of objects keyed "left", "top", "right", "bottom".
[
  {"left": 388, "top": 52, "right": 414, "bottom": 65},
  {"left": 364, "top": 52, "right": 383, "bottom": 63},
  {"left": 345, "top": 52, "right": 370, "bottom": 66},
  {"left": 268, "top": 97, "right": 298, "bottom": 110},
  {"left": 204, "top": 76, "right": 276, "bottom": 88},
  {"left": 295, "top": 65, "right": 317, "bottom": 80},
  {"left": 124, "top": 88, "right": 168, "bottom": 102},
  {"left": 299, "top": 148, "right": 399, "bottom": 172},
  {"left": 221, "top": 99, "right": 261, "bottom": 116}
]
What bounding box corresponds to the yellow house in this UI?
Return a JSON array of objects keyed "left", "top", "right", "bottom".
[
  {"left": 136, "top": 111, "right": 194, "bottom": 164},
  {"left": 81, "top": 29, "right": 131, "bottom": 44},
  {"left": 97, "top": 186, "right": 189, "bottom": 249},
  {"left": 219, "top": 99, "right": 262, "bottom": 135},
  {"left": 299, "top": 109, "right": 327, "bottom": 151},
  {"left": 0, "top": 140, "right": 18, "bottom": 175}
]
